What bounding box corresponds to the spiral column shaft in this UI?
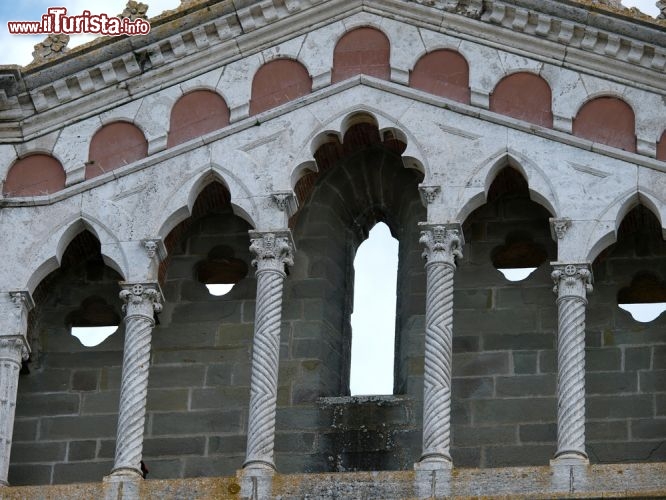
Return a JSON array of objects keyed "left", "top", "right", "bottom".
[
  {"left": 112, "top": 283, "right": 162, "bottom": 477},
  {"left": 244, "top": 231, "right": 294, "bottom": 471},
  {"left": 417, "top": 225, "right": 463, "bottom": 469},
  {"left": 552, "top": 264, "right": 592, "bottom": 461},
  {"left": 0, "top": 292, "right": 31, "bottom": 487}
]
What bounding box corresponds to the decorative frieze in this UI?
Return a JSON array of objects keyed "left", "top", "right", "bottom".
[
  {"left": 112, "top": 283, "right": 162, "bottom": 477},
  {"left": 244, "top": 231, "right": 294, "bottom": 471}
]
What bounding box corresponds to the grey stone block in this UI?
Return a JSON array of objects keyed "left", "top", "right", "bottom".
[
  {"left": 275, "top": 432, "right": 316, "bottom": 453},
  {"left": 513, "top": 351, "right": 538, "bottom": 374},
  {"left": 172, "top": 301, "right": 241, "bottom": 323},
  {"left": 149, "top": 364, "right": 207, "bottom": 389},
  {"left": 453, "top": 352, "right": 510, "bottom": 376},
  {"left": 625, "top": 347, "right": 651, "bottom": 370},
  {"left": 519, "top": 423, "right": 556, "bottom": 443},
  {"left": 80, "top": 390, "right": 120, "bottom": 414},
  {"left": 68, "top": 440, "right": 97, "bottom": 461},
  {"left": 99, "top": 366, "right": 122, "bottom": 390},
  {"left": 587, "top": 395, "right": 653, "bottom": 419},
  {"left": 205, "top": 362, "right": 250, "bottom": 386},
  {"left": 454, "top": 289, "right": 492, "bottom": 309},
  {"left": 452, "top": 336, "right": 481, "bottom": 352},
  {"left": 152, "top": 410, "right": 242, "bottom": 435},
  {"left": 471, "top": 398, "right": 556, "bottom": 424},
  {"left": 190, "top": 387, "right": 250, "bottom": 410},
  {"left": 587, "top": 348, "right": 622, "bottom": 371},
  {"left": 452, "top": 424, "right": 517, "bottom": 447},
  {"left": 657, "top": 394, "right": 666, "bottom": 416},
  {"left": 452, "top": 377, "right": 494, "bottom": 399},
  {"left": 450, "top": 446, "right": 481, "bottom": 467},
  {"left": 153, "top": 324, "right": 218, "bottom": 349},
  {"left": 640, "top": 371, "right": 666, "bottom": 392},
  {"left": 495, "top": 374, "right": 556, "bottom": 397},
  {"left": 630, "top": 419, "right": 666, "bottom": 440},
  {"left": 52, "top": 460, "right": 113, "bottom": 484},
  {"left": 586, "top": 372, "right": 638, "bottom": 394},
  {"left": 40, "top": 415, "right": 118, "bottom": 439},
  {"left": 483, "top": 333, "right": 554, "bottom": 351},
  {"left": 146, "top": 388, "right": 190, "bottom": 411},
  {"left": 10, "top": 442, "right": 67, "bottom": 463},
  {"left": 142, "top": 458, "right": 184, "bottom": 479},
  {"left": 71, "top": 370, "right": 99, "bottom": 391},
  {"left": 588, "top": 441, "right": 666, "bottom": 463},
  {"left": 485, "top": 444, "right": 554, "bottom": 467},
  {"left": 587, "top": 420, "right": 628, "bottom": 441},
  {"left": 275, "top": 453, "right": 331, "bottom": 474},
  {"left": 44, "top": 352, "right": 122, "bottom": 369},
  {"left": 11, "top": 418, "right": 38, "bottom": 441},
  {"left": 538, "top": 350, "right": 557, "bottom": 373},
  {"left": 18, "top": 369, "right": 71, "bottom": 392},
  {"left": 143, "top": 437, "right": 206, "bottom": 457},
  {"left": 208, "top": 435, "right": 247, "bottom": 454},
  {"left": 8, "top": 464, "right": 53, "bottom": 486},
  {"left": 15, "top": 393, "right": 80, "bottom": 417},
  {"left": 277, "top": 407, "right": 332, "bottom": 431}
]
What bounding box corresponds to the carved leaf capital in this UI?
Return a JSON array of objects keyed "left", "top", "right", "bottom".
[
  {"left": 249, "top": 231, "right": 294, "bottom": 274},
  {"left": 420, "top": 225, "right": 463, "bottom": 267},
  {"left": 120, "top": 283, "right": 163, "bottom": 317},
  {"left": 552, "top": 263, "right": 593, "bottom": 299}
]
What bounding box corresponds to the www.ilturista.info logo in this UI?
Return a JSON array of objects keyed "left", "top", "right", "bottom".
[{"left": 7, "top": 7, "right": 151, "bottom": 36}]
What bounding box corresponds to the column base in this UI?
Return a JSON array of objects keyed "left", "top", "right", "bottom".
[
  {"left": 414, "top": 453, "right": 453, "bottom": 471},
  {"left": 242, "top": 459, "right": 276, "bottom": 474},
  {"left": 0, "top": 479, "right": 9, "bottom": 487},
  {"left": 550, "top": 451, "right": 589, "bottom": 467},
  {"left": 108, "top": 467, "right": 144, "bottom": 479}
]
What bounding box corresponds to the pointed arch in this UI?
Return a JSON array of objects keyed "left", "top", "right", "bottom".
[
  {"left": 456, "top": 150, "right": 559, "bottom": 224},
  {"left": 332, "top": 27, "right": 391, "bottom": 83}
]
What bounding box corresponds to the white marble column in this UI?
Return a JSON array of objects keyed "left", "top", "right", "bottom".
[
  {"left": 111, "top": 282, "right": 162, "bottom": 477},
  {"left": 243, "top": 231, "right": 294, "bottom": 472},
  {"left": 551, "top": 263, "right": 592, "bottom": 463},
  {"left": 416, "top": 224, "right": 463, "bottom": 470},
  {"left": 0, "top": 292, "right": 32, "bottom": 486}
]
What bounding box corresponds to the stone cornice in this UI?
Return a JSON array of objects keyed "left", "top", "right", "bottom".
[{"left": 0, "top": 0, "right": 664, "bottom": 142}]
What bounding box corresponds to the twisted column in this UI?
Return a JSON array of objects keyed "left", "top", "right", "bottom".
[
  {"left": 551, "top": 263, "right": 592, "bottom": 463},
  {"left": 244, "top": 231, "right": 294, "bottom": 472},
  {"left": 112, "top": 283, "right": 162, "bottom": 477},
  {"left": 416, "top": 225, "right": 463, "bottom": 470},
  {"left": 0, "top": 292, "right": 31, "bottom": 486}
]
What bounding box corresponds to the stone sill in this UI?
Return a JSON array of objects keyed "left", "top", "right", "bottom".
[{"left": 1, "top": 462, "right": 665, "bottom": 499}]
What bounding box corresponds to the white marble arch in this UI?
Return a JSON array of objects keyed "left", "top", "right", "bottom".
[{"left": 455, "top": 148, "right": 560, "bottom": 225}]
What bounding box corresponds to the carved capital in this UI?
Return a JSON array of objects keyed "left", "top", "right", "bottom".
[
  {"left": 552, "top": 263, "right": 593, "bottom": 300},
  {"left": 419, "top": 185, "right": 441, "bottom": 206},
  {"left": 249, "top": 231, "right": 294, "bottom": 274},
  {"left": 0, "top": 335, "right": 30, "bottom": 362},
  {"left": 419, "top": 224, "right": 464, "bottom": 268},
  {"left": 119, "top": 283, "right": 163, "bottom": 319},
  {"left": 120, "top": 0, "right": 149, "bottom": 21},
  {"left": 550, "top": 218, "right": 572, "bottom": 240}
]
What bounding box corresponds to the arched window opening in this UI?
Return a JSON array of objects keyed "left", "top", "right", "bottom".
[
  {"left": 195, "top": 245, "right": 249, "bottom": 297},
  {"left": 492, "top": 231, "right": 547, "bottom": 282},
  {"left": 67, "top": 296, "right": 120, "bottom": 347},
  {"left": 618, "top": 272, "right": 666, "bottom": 322},
  {"left": 572, "top": 96, "right": 636, "bottom": 152},
  {"left": 332, "top": 27, "right": 391, "bottom": 83},
  {"left": 349, "top": 222, "right": 398, "bottom": 396}
]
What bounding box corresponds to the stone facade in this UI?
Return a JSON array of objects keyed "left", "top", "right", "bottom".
[{"left": 0, "top": 0, "right": 666, "bottom": 497}]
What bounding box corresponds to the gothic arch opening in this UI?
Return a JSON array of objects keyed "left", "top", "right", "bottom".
[
  {"left": 586, "top": 204, "right": 666, "bottom": 463},
  {"left": 148, "top": 181, "right": 255, "bottom": 479},
  {"left": 10, "top": 230, "right": 124, "bottom": 486},
  {"left": 454, "top": 166, "right": 557, "bottom": 467}
]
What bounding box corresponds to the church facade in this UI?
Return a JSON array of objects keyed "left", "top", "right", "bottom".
[{"left": 0, "top": 0, "right": 665, "bottom": 497}]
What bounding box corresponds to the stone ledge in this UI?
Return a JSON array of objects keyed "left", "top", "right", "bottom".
[{"left": 1, "top": 462, "right": 665, "bottom": 499}]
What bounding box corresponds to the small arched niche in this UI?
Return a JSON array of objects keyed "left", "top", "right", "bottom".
[
  {"left": 87, "top": 121, "right": 148, "bottom": 179},
  {"left": 657, "top": 130, "right": 666, "bottom": 162},
  {"left": 168, "top": 90, "right": 230, "bottom": 147},
  {"left": 3, "top": 154, "right": 66, "bottom": 197},
  {"left": 332, "top": 27, "right": 391, "bottom": 83},
  {"left": 572, "top": 96, "right": 636, "bottom": 152},
  {"left": 410, "top": 49, "right": 470, "bottom": 104},
  {"left": 490, "top": 72, "right": 553, "bottom": 128},
  {"left": 249, "top": 59, "right": 312, "bottom": 115}
]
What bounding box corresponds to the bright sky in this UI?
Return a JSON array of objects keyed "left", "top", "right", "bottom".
[{"left": 0, "top": 0, "right": 661, "bottom": 66}]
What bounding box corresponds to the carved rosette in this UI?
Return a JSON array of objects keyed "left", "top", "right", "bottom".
[
  {"left": 112, "top": 283, "right": 162, "bottom": 476},
  {"left": 0, "top": 332, "right": 30, "bottom": 485},
  {"left": 552, "top": 264, "right": 592, "bottom": 461},
  {"left": 244, "top": 232, "right": 294, "bottom": 470},
  {"left": 658, "top": 0, "right": 666, "bottom": 19},
  {"left": 418, "top": 225, "right": 463, "bottom": 467},
  {"left": 31, "top": 34, "right": 69, "bottom": 64}
]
